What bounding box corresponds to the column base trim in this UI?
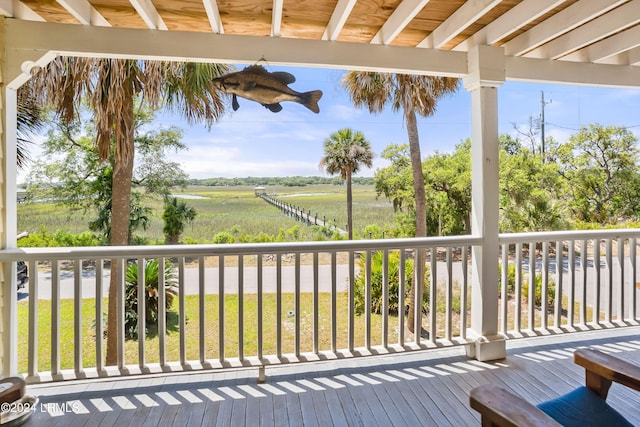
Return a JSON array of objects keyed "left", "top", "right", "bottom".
[{"left": 465, "top": 332, "right": 506, "bottom": 361}]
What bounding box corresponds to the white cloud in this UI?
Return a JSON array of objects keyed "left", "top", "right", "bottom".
[{"left": 176, "top": 145, "right": 323, "bottom": 178}]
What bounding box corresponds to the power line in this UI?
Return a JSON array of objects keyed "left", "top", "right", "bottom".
[{"left": 545, "top": 122, "right": 640, "bottom": 132}]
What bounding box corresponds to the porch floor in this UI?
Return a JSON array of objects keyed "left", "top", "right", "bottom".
[{"left": 21, "top": 327, "right": 640, "bottom": 426}]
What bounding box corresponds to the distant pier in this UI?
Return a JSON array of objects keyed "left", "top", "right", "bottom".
[{"left": 258, "top": 193, "right": 347, "bottom": 237}]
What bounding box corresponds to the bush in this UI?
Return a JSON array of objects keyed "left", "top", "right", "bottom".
[
  {"left": 213, "top": 232, "right": 234, "bottom": 244},
  {"left": 353, "top": 250, "right": 429, "bottom": 316},
  {"left": 124, "top": 259, "right": 178, "bottom": 340},
  {"left": 522, "top": 273, "right": 556, "bottom": 307},
  {"left": 498, "top": 263, "right": 516, "bottom": 294},
  {"left": 18, "top": 228, "right": 101, "bottom": 247},
  {"left": 499, "top": 262, "right": 556, "bottom": 307}
]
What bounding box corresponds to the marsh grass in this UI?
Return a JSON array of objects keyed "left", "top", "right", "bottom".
[{"left": 18, "top": 184, "right": 396, "bottom": 243}]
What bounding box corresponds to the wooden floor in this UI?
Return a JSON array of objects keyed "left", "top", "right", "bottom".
[{"left": 20, "top": 327, "right": 640, "bottom": 426}]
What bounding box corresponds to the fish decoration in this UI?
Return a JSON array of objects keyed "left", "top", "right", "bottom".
[{"left": 212, "top": 65, "right": 323, "bottom": 114}]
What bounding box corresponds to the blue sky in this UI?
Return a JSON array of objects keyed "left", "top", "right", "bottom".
[
  {"left": 156, "top": 65, "right": 640, "bottom": 180},
  {"left": 23, "top": 65, "right": 640, "bottom": 182}
]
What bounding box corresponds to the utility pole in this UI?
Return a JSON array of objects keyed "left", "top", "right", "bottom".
[{"left": 540, "top": 91, "right": 551, "bottom": 158}]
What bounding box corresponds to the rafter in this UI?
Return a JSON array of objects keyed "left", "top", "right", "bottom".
[
  {"left": 417, "top": 0, "right": 501, "bottom": 48},
  {"left": 56, "top": 0, "right": 110, "bottom": 26},
  {"left": 0, "top": 0, "right": 44, "bottom": 21},
  {"left": 454, "top": 0, "right": 567, "bottom": 51},
  {"left": 525, "top": 0, "right": 640, "bottom": 59},
  {"left": 322, "top": 0, "right": 357, "bottom": 41},
  {"left": 503, "top": 0, "right": 628, "bottom": 56},
  {"left": 202, "top": 0, "right": 223, "bottom": 34},
  {"left": 129, "top": 0, "right": 167, "bottom": 31},
  {"left": 608, "top": 45, "right": 640, "bottom": 66},
  {"left": 271, "top": 0, "right": 283, "bottom": 37},
  {"left": 628, "top": 46, "right": 640, "bottom": 65},
  {"left": 562, "top": 24, "right": 640, "bottom": 63},
  {"left": 371, "top": 0, "right": 430, "bottom": 45}
]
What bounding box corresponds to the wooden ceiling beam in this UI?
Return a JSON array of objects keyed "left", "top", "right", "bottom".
[
  {"left": 607, "top": 46, "right": 640, "bottom": 66},
  {"left": 526, "top": 0, "right": 640, "bottom": 59},
  {"left": 56, "top": 0, "right": 110, "bottom": 26},
  {"left": 0, "top": 0, "right": 44, "bottom": 21},
  {"left": 271, "top": 0, "right": 283, "bottom": 37},
  {"left": 418, "top": 0, "right": 502, "bottom": 48},
  {"left": 562, "top": 24, "right": 640, "bottom": 63},
  {"left": 503, "top": 0, "right": 628, "bottom": 56},
  {"left": 202, "top": 0, "right": 223, "bottom": 33},
  {"left": 454, "top": 0, "right": 567, "bottom": 51},
  {"left": 628, "top": 47, "right": 640, "bottom": 65},
  {"left": 370, "top": 0, "right": 430, "bottom": 45},
  {"left": 506, "top": 55, "right": 640, "bottom": 87},
  {"left": 129, "top": 0, "right": 167, "bottom": 31},
  {"left": 322, "top": 0, "right": 357, "bottom": 41},
  {"left": 7, "top": 19, "right": 467, "bottom": 77},
  {"left": 10, "top": 19, "right": 640, "bottom": 88}
]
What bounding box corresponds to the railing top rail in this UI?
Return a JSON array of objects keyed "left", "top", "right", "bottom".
[
  {"left": 0, "top": 235, "right": 483, "bottom": 261},
  {"left": 4, "top": 228, "right": 640, "bottom": 261},
  {"left": 498, "top": 228, "right": 640, "bottom": 244}
]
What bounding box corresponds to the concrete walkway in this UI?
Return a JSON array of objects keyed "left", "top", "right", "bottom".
[{"left": 23, "top": 265, "right": 352, "bottom": 300}]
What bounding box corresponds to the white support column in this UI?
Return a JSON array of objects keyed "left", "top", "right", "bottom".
[
  {"left": 0, "top": 16, "right": 55, "bottom": 376},
  {"left": 464, "top": 44, "right": 506, "bottom": 361},
  {"left": 1, "top": 87, "right": 17, "bottom": 376},
  {"left": 0, "top": 15, "right": 18, "bottom": 376}
]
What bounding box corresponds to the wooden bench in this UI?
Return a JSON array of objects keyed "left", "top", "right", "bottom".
[{"left": 469, "top": 348, "right": 640, "bottom": 427}]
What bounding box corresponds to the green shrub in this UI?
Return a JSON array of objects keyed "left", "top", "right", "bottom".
[
  {"left": 124, "top": 259, "right": 178, "bottom": 340},
  {"left": 18, "top": 228, "right": 101, "bottom": 247},
  {"left": 353, "top": 250, "right": 429, "bottom": 316},
  {"left": 362, "top": 224, "right": 383, "bottom": 239},
  {"left": 213, "top": 232, "right": 234, "bottom": 244},
  {"left": 522, "top": 273, "right": 556, "bottom": 307},
  {"left": 498, "top": 263, "right": 516, "bottom": 294},
  {"left": 499, "top": 262, "right": 556, "bottom": 307},
  {"left": 250, "top": 232, "right": 273, "bottom": 243}
]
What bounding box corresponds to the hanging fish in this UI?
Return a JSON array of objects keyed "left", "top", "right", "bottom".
[{"left": 212, "top": 65, "right": 323, "bottom": 113}]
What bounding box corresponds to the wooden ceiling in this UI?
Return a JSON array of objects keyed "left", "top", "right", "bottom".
[{"left": 3, "top": 0, "right": 640, "bottom": 68}]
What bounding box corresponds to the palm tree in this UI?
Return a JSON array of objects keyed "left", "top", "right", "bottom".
[
  {"left": 124, "top": 259, "right": 178, "bottom": 339},
  {"left": 342, "top": 72, "right": 458, "bottom": 333},
  {"left": 163, "top": 196, "right": 197, "bottom": 244},
  {"left": 16, "top": 80, "right": 45, "bottom": 168},
  {"left": 319, "top": 128, "right": 374, "bottom": 239},
  {"left": 31, "top": 57, "right": 230, "bottom": 365}
]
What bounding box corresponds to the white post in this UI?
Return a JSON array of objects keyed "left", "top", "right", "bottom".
[
  {"left": 0, "top": 16, "right": 56, "bottom": 375},
  {"left": 464, "top": 45, "right": 506, "bottom": 361},
  {"left": 0, "top": 33, "right": 19, "bottom": 375}
]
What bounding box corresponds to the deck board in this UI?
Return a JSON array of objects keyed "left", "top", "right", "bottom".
[
  {"left": 318, "top": 389, "right": 355, "bottom": 427},
  {"left": 22, "top": 327, "right": 640, "bottom": 426},
  {"left": 333, "top": 385, "right": 364, "bottom": 427},
  {"left": 345, "top": 382, "right": 385, "bottom": 426},
  {"left": 271, "top": 393, "right": 288, "bottom": 425},
  {"left": 284, "top": 390, "right": 304, "bottom": 426}
]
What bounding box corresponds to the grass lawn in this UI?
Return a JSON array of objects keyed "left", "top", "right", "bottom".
[
  {"left": 17, "top": 293, "right": 571, "bottom": 374},
  {"left": 17, "top": 293, "right": 403, "bottom": 374}
]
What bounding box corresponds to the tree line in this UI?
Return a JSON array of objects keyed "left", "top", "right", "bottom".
[{"left": 190, "top": 176, "right": 374, "bottom": 187}]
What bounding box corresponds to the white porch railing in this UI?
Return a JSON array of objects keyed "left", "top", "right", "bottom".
[
  {"left": 3, "top": 236, "right": 478, "bottom": 383},
  {"left": 499, "top": 229, "right": 640, "bottom": 337},
  {"left": 2, "top": 230, "right": 639, "bottom": 383}
]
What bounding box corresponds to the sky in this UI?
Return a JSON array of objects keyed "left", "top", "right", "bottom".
[{"left": 20, "top": 65, "right": 640, "bottom": 182}]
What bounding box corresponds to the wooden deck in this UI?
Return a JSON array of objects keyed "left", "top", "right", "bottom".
[{"left": 21, "top": 327, "right": 640, "bottom": 426}]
